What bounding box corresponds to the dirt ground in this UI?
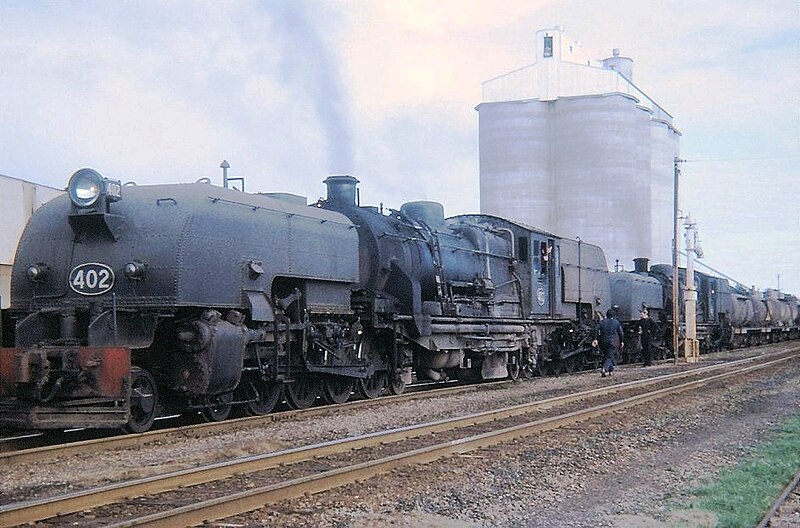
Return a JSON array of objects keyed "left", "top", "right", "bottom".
[
  {"left": 225, "top": 353, "right": 800, "bottom": 527},
  {"left": 3, "top": 348, "right": 798, "bottom": 527}
]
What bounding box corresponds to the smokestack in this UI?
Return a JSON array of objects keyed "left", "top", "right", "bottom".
[
  {"left": 324, "top": 175, "right": 360, "bottom": 206},
  {"left": 633, "top": 257, "right": 650, "bottom": 273}
]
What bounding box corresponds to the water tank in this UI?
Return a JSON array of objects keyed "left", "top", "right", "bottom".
[{"left": 727, "top": 294, "right": 753, "bottom": 327}]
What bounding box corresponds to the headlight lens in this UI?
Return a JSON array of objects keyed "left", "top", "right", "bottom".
[{"left": 68, "top": 168, "right": 104, "bottom": 207}]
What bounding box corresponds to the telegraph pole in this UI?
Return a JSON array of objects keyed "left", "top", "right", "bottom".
[{"left": 672, "top": 157, "right": 685, "bottom": 364}]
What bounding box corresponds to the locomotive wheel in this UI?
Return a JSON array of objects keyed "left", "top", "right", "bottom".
[
  {"left": 236, "top": 377, "right": 283, "bottom": 416},
  {"left": 124, "top": 367, "right": 159, "bottom": 433},
  {"left": 285, "top": 377, "right": 318, "bottom": 409},
  {"left": 321, "top": 375, "right": 354, "bottom": 405},
  {"left": 388, "top": 377, "right": 406, "bottom": 396},
  {"left": 357, "top": 371, "right": 387, "bottom": 399},
  {"left": 201, "top": 392, "right": 233, "bottom": 422}
]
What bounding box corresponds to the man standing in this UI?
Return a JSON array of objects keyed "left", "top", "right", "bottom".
[
  {"left": 596, "top": 309, "right": 624, "bottom": 377},
  {"left": 637, "top": 309, "right": 658, "bottom": 367}
]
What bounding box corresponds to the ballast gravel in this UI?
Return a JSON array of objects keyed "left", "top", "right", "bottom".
[{"left": 2, "top": 344, "right": 799, "bottom": 528}]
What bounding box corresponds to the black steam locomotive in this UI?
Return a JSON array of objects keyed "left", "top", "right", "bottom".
[{"left": 1, "top": 170, "right": 797, "bottom": 432}]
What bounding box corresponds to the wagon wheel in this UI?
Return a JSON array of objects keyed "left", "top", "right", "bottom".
[
  {"left": 321, "top": 375, "right": 354, "bottom": 405},
  {"left": 123, "top": 367, "right": 159, "bottom": 433},
  {"left": 357, "top": 371, "right": 387, "bottom": 399},
  {"left": 285, "top": 376, "right": 318, "bottom": 409},
  {"left": 201, "top": 391, "right": 233, "bottom": 422},
  {"left": 235, "top": 377, "right": 283, "bottom": 416}
]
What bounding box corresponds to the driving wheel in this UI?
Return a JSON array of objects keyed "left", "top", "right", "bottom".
[
  {"left": 357, "top": 371, "right": 387, "bottom": 399},
  {"left": 285, "top": 376, "right": 318, "bottom": 409},
  {"left": 321, "top": 375, "right": 354, "bottom": 405}
]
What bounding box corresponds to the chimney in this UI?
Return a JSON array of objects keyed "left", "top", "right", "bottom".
[
  {"left": 324, "top": 175, "right": 360, "bottom": 206},
  {"left": 633, "top": 257, "right": 650, "bottom": 273}
]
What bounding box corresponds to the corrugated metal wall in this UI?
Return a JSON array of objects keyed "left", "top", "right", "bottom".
[{"left": 0, "top": 175, "right": 62, "bottom": 308}]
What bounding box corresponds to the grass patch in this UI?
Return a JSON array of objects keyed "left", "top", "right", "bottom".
[{"left": 687, "top": 414, "right": 800, "bottom": 527}]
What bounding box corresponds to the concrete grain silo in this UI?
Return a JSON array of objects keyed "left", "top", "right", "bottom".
[{"left": 477, "top": 27, "right": 680, "bottom": 269}]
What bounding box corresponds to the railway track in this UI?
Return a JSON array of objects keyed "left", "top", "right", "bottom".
[
  {"left": 757, "top": 467, "right": 800, "bottom": 527},
  {"left": 2, "top": 346, "right": 797, "bottom": 527},
  {"left": 0, "top": 342, "right": 788, "bottom": 463},
  {"left": 0, "top": 378, "right": 509, "bottom": 466}
]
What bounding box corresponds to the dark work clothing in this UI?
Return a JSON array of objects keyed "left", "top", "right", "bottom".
[
  {"left": 597, "top": 317, "right": 624, "bottom": 373},
  {"left": 637, "top": 317, "right": 658, "bottom": 366}
]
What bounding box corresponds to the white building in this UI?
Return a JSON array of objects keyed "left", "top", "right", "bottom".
[
  {"left": 0, "top": 174, "right": 62, "bottom": 308},
  {"left": 477, "top": 27, "right": 680, "bottom": 270}
]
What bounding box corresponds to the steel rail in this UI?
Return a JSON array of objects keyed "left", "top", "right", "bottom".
[
  {"left": 0, "top": 379, "right": 508, "bottom": 466},
  {"left": 103, "top": 352, "right": 798, "bottom": 528},
  {"left": 756, "top": 466, "right": 800, "bottom": 528},
  {"left": 2, "top": 349, "right": 796, "bottom": 527},
  {"left": 3, "top": 343, "right": 794, "bottom": 464}
]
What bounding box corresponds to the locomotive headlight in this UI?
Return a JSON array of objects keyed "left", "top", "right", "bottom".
[
  {"left": 124, "top": 260, "right": 147, "bottom": 280},
  {"left": 26, "top": 263, "right": 50, "bottom": 283},
  {"left": 67, "top": 168, "right": 122, "bottom": 208}
]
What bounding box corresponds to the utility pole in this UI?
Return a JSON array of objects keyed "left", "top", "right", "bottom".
[
  {"left": 577, "top": 236, "right": 582, "bottom": 324},
  {"left": 672, "top": 157, "right": 685, "bottom": 364}
]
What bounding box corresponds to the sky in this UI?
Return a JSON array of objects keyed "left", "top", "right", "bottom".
[{"left": 0, "top": 0, "right": 798, "bottom": 293}]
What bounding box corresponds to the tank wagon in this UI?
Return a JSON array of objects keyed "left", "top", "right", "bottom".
[
  {"left": 0, "top": 170, "right": 613, "bottom": 432},
  {"left": 609, "top": 260, "right": 800, "bottom": 360}
]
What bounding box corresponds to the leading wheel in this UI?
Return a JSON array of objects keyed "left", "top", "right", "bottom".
[
  {"left": 124, "top": 367, "right": 159, "bottom": 433},
  {"left": 201, "top": 391, "right": 233, "bottom": 422},
  {"left": 357, "top": 371, "right": 387, "bottom": 399},
  {"left": 321, "top": 376, "right": 354, "bottom": 405},
  {"left": 285, "top": 376, "right": 318, "bottom": 409}
]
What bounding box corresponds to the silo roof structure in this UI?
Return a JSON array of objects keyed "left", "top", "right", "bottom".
[{"left": 477, "top": 27, "right": 681, "bottom": 270}]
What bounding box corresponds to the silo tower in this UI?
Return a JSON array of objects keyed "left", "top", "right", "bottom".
[{"left": 477, "top": 27, "right": 680, "bottom": 269}]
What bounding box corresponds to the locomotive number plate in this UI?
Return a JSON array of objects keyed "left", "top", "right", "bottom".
[{"left": 69, "top": 263, "right": 115, "bottom": 296}]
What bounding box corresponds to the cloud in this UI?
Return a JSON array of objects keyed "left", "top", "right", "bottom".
[{"left": 0, "top": 0, "right": 797, "bottom": 291}]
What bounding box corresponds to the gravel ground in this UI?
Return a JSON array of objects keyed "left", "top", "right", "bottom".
[{"left": 2, "top": 344, "right": 799, "bottom": 528}]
